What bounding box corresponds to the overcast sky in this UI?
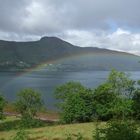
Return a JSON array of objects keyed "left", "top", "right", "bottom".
[{"left": 0, "top": 0, "right": 140, "bottom": 55}]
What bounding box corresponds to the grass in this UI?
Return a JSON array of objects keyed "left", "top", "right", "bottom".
[{"left": 0, "top": 116, "right": 105, "bottom": 140}]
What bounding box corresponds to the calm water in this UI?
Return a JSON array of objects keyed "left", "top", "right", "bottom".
[{"left": 0, "top": 70, "right": 140, "bottom": 110}]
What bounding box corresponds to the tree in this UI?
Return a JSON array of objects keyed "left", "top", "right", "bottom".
[
  {"left": 93, "top": 83, "right": 117, "bottom": 120},
  {"left": 55, "top": 81, "right": 94, "bottom": 123},
  {"left": 55, "top": 81, "right": 86, "bottom": 101},
  {"left": 107, "top": 69, "right": 135, "bottom": 98},
  {"left": 93, "top": 70, "right": 134, "bottom": 121},
  {"left": 0, "top": 94, "right": 6, "bottom": 120},
  {"left": 132, "top": 88, "right": 140, "bottom": 120},
  {"left": 15, "top": 88, "right": 43, "bottom": 122},
  {"left": 54, "top": 70, "right": 136, "bottom": 123},
  {"left": 111, "top": 98, "right": 133, "bottom": 120}
]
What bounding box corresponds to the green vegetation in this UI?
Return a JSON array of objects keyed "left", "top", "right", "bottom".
[
  {"left": 0, "top": 117, "right": 103, "bottom": 140},
  {"left": 12, "top": 129, "right": 29, "bottom": 140},
  {"left": 1, "top": 118, "right": 140, "bottom": 140},
  {"left": 107, "top": 69, "right": 135, "bottom": 97},
  {"left": 132, "top": 81, "right": 140, "bottom": 120},
  {"left": 55, "top": 69, "right": 137, "bottom": 122},
  {"left": 94, "top": 120, "right": 140, "bottom": 140},
  {"left": 55, "top": 82, "right": 94, "bottom": 123},
  {"left": 1, "top": 69, "right": 140, "bottom": 139},
  {"left": 0, "top": 94, "right": 6, "bottom": 120},
  {"left": 15, "top": 88, "right": 44, "bottom": 128},
  {"left": 93, "top": 82, "right": 116, "bottom": 120}
]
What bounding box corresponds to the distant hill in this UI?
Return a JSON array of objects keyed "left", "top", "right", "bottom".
[{"left": 0, "top": 36, "right": 140, "bottom": 71}]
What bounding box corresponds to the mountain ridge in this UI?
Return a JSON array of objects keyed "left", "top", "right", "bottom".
[
  {"left": 0, "top": 36, "right": 136, "bottom": 56},
  {"left": 0, "top": 36, "right": 139, "bottom": 71}
]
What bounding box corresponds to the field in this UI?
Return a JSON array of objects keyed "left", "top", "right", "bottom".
[{"left": 0, "top": 116, "right": 105, "bottom": 140}]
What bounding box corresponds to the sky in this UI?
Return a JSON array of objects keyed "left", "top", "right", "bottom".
[{"left": 0, "top": 0, "right": 140, "bottom": 55}]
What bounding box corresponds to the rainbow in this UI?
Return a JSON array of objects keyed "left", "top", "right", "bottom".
[
  {"left": 17, "top": 52, "right": 101, "bottom": 76},
  {"left": 15, "top": 50, "right": 131, "bottom": 77},
  {"left": 1, "top": 51, "right": 135, "bottom": 89},
  {"left": 3, "top": 53, "right": 91, "bottom": 88}
]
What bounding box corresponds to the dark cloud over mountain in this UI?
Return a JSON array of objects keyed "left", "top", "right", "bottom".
[{"left": 0, "top": 0, "right": 140, "bottom": 54}]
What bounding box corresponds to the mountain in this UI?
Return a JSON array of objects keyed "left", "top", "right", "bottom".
[{"left": 0, "top": 36, "right": 140, "bottom": 71}]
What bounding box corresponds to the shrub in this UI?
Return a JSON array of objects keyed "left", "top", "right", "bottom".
[
  {"left": 111, "top": 98, "right": 133, "bottom": 120},
  {"left": 0, "top": 94, "right": 6, "bottom": 120},
  {"left": 12, "top": 128, "right": 29, "bottom": 140},
  {"left": 20, "top": 116, "right": 44, "bottom": 128},
  {"left": 94, "top": 120, "right": 140, "bottom": 140},
  {"left": 132, "top": 89, "right": 140, "bottom": 120}
]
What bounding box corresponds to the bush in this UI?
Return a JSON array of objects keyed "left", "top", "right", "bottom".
[
  {"left": 0, "top": 95, "right": 6, "bottom": 120},
  {"left": 12, "top": 128, "right": 29, "bottom": 140},
  {"left": 111, "top": 98, "right": 133, "bottom": 120},
  {"left": 132, "top": 89, "right": 140, "bottom": 120},
  {"left": 20, "top": 116, "right": 44, "bottom": 128},
  {"left": 94, "top": 120, "right": 140, "bottom": 140}
]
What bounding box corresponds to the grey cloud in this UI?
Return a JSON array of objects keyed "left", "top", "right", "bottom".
[
  {"left": 0, "top": 0, "right": 30, "bottom": 33},
  {"left": 41, "top": 0, "right": 140, "bottom": 30},
  {"left": 1, "top": 0, "right": 140, "bottom": 35},
  {"left": 0, "top": 0, "right": 140, "bottom": 54}
]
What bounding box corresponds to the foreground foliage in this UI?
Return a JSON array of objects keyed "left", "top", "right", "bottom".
[
  {"left": 55, "top": 82, "right": 94, "bottom": 123},
  {"left": 12, "top": 129, "right": 29, "bottom": 140},
  {"left": 15, "top": 88, "right": 44, "bottom": 127},
  {"left": 0, "top": 95, "right": 6, "bottom": 120},
  {"left": 94, "top": 120, "right": 140, "bottom": 140},
  {"left": 55, "top": 69, "right": 139, "bottom": 122},
  {"left": 132, "top": 81, "right": 140, "bottom": 120}
]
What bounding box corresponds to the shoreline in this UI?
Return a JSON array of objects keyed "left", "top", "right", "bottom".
[{"left": 4, "top": 104, "right": 59, "bottom": 122}]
